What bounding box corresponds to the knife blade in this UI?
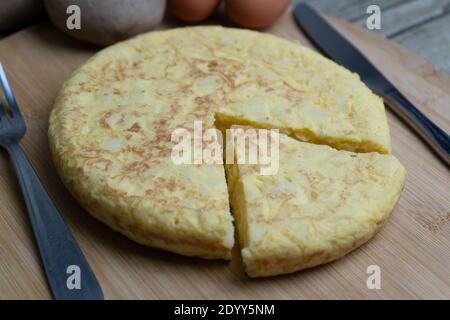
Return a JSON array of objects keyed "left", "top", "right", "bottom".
[{"left": 293, "top": 3, "right": 450, "bottom": 167}]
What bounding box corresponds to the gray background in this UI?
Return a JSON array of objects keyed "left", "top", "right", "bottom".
[{"left": 295, "top": 0, "right": 450, "bottom": 76}]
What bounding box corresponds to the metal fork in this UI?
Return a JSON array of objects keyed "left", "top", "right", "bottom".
[{"left": 0, "top": 64, "right": 103, "bottom": 300}]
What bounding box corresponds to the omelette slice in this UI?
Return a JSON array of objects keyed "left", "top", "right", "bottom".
[{"left": 226, "top": 128, "right": 405, "bottom": 277}]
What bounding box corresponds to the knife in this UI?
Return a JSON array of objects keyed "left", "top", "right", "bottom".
[{"left": 293, "top": 3, "right": 450, "bottom": 167}]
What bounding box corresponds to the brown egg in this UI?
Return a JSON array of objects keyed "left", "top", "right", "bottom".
[
  {"left": 169, "top": 0, "right": 220, "bottom": 23},
  {"left": 225, "top": 0, "right": 290, "bottom": 29}
]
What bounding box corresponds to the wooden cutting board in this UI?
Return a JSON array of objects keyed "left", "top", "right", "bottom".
[{"left": 0, "top": 10, "right": 449, "bottom": 299}]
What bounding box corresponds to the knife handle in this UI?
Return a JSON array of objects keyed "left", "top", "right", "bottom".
[
  {"left": 5, "top": 143, "right": 104, "bottom": 300},
  {"left": 384, "top": 90, "right": 450, "bottom": 167}
]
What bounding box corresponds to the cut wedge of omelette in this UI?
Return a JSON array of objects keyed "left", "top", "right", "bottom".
[
  {"left": 226, "top": 128, "right": 405, "bottom": 277},
  {"left": 48, "top": 26, "right": 403, "bottom": 273}
]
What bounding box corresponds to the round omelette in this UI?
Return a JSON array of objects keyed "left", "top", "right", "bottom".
[{"left": 48, "top": 26, "right": 403, "bottom": 276}]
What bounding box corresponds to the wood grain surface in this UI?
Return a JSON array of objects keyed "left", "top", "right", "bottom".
[
  {"left": 296, "top": 0, "right": 450, "bottom": 76},
  {"left": 0, "top": 10, "right": 449, "bottom": 299}
]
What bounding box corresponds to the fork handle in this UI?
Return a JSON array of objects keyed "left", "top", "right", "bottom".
[{"left": 5, "top": 143, "right": 103, "bottom": 300}]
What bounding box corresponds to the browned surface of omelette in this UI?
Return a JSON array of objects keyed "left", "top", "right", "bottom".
[{"left": 48, "top": 26, "right": 402, "bottom": 274}]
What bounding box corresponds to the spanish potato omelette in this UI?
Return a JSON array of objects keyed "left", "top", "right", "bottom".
[
  {"left": 48, "top": 26, "right": 402, "bottom": 275},
  {"left": 226, "top": 127, "right": 405, "bottom": 277}
]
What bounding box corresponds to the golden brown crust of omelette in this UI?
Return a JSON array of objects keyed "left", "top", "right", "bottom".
[{"left": 48, "top": 26, "right": 396, "bottom": 264}]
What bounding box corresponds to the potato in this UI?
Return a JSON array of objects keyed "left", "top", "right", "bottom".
[
  {"left": 44, "top": 0, "right": 166, "bottom": 46},
  {"left": 0, "top": 0, "right": 45, "bottom": 31}
]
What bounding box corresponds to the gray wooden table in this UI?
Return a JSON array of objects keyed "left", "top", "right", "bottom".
[{"left": 297, "top": 0, "right": 450, "bottom": 76}]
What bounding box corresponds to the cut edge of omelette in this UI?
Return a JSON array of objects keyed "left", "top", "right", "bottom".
[
  {"left": 214, "top": 111, "right": 390, "bottom": 155},
  {"left": 224, "top": 126, "right": 405, "bottom": 277}
]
